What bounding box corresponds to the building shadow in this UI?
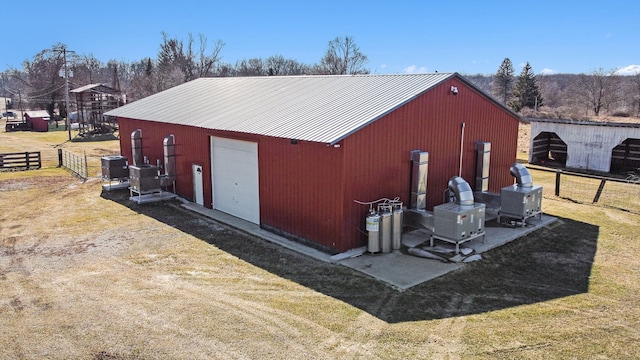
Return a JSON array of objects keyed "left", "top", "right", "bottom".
[{"left": 101, "top": 190, "right": 598, "bottom": 323}]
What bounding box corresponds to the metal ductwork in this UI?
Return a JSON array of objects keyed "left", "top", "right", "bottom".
[
  {"left": 448, "top": 176, "right": 475, "bottom": 206},
  {"left": 131, "top": 129, "right": 143, "bottom": 166},
  {"left": 410, "top": 150, "right": 429, "bottom": 211},
  {"left": 161, "top": 134, "right": 176, "bottom": 187},
  {"left": 510, "top": 163, "right": 533, "bottom": 188},
  {"left": 404, "top": 150, "right": 434, "bottom": 232},
  {"left": 475, "top": 142, "right": 491, "bottom": 192}
]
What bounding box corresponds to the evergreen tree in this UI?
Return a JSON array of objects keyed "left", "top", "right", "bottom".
[
  {"left": 492, "top": 58, "right": 514, "bottom": 104},
  {"left": 509, "top": 62, "right": 543, "bottom": 112}
]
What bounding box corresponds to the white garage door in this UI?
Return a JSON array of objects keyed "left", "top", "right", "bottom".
[{"left": 211, "top": 137, "right": 260, "bottom": 224}]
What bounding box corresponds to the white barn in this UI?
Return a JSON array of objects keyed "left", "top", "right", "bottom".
[{"left": 529, "top": 119, "right": 640, "bottom": 173}]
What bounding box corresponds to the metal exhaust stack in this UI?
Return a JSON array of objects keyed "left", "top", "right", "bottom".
[
  {"left": 410, "top": 150, "right": 429, "bottom": 211},
  {"left": 475, "top": 142, "right": 491, "bottom": 192},
  {"left": 404, "top": 150, "right": 434, "bottom": 231},
  {"left": 473, "top": 141, "right": 501, "bottom": 209},
  {"left": 131, "top": 129, "right": 143, "bottom": 166},
  {"left": 161, "top": 134, "right": 176, "bottom": 188}
]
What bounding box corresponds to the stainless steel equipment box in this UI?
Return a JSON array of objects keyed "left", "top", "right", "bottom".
[
  {"left": 101, "top": 156, "right": 128, "bottom": 179},
  {"left": 499, "top": 185, "right": 542, "bottom": 221},
  {"left": 433, "top": 202, "right": 486, "bottom": 241},
  {"left": 129, "top": 165, "right": 161, "bottom": 193}
]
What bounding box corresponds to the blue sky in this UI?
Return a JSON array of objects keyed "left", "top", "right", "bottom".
[{"left": 2, "top": 0, "right": 638, "bottom": 75}]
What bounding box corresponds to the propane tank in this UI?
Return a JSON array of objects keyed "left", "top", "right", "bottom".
[
  {"left": 378, "top": 204, "right": 392, "bottom": 253},
  {"left": 365, "top": 210, "right": 380, "bottom": 253},
  {"left": 390, "top": 200, "right": 404, "bottom": 250}
]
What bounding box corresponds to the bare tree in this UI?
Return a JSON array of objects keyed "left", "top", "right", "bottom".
[
  {"left": 572, "top": 68, "right": 621, "bottom": 116},
  {"left": 318, "top": 36, "right": 369, "bottom": 75},
  {"left": 628, "top": 72, "right": 640, "bottom": 116},
  {"left": 157, "top": 32, "right": 224, "bottom": 90},
  {"left": 265, "top": 55, "right": 308, "bottom": 76},
  {"left": 235, "top": 58, "right": 266, "bottom": 76},
  {"left": 125, "top": 58, "right": 157, "bottom": 101},
  {"left": 14, "top": 44, "right": 71, "bottom": 116}
]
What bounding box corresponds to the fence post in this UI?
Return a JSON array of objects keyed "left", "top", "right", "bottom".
[
  {"left": 593, "top": 179, "right": 607, "bottom": 203},
  {"left": 25, "top": 151, "right": 30, "bottom": 169},
  {"left": 84, "top": 151, "right": 88, "bottom": 179},
  {"left": 58, "top": 149, "right": 63, "bottom": 167},
  {"left": 555, "top": 170, "right": 561, "bottom": 197}
]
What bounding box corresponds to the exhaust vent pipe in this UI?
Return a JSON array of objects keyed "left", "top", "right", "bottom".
[
  {"left": 131, "top": 129, "right": 143, "bottom": 166},
  {"left": 410, "top": 150, "right": 429, "bottom": 211},
  {"left": 448, "top": 176, "right": 474, "bottom": 206},
  {"left": 510, "top": 163, "right": 533, "bottom": 188},
  {"left": 475, "top": 142, "right": 491, "bottom": 192},
  {"left": 161, "top": 134, "right": 176, "bottom": 187}
]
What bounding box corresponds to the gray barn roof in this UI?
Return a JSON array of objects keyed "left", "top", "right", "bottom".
[{"left": 106, "top": 73, "right": 462, "bottom": 144}]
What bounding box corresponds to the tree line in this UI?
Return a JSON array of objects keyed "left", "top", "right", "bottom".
[
  {"left": 1, "top": 34, "right": 639, "bottom": 121},
  {"left": 477, "top": 58, "right": 640, "bottom": 119},
  {"left": 1, "top": 34, "right": 369, "bottom": 116}
]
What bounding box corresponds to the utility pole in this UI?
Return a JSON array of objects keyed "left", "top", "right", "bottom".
[{"left": 53, "top": 45, "right": 75, "bottom": 141}]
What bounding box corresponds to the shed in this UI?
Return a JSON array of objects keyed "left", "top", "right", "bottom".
[
  {"left": 529, "top": 118, "right": 640, "bottom": 173},
  {"left": 24, "top": 110, "right": 51, "bottom": 132},
  {"left": 70, "top": 83, "right": 122, "bottom": 134},
  {"left": 105, "top": 73, "right": 522, "bottom": 253}
]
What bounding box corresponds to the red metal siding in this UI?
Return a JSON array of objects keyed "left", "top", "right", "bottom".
[
  {"left": 118, "top": 118, "right": 347, "bottom": 252},
  {"left": 341, "top": 78, "right": 519, "bottom": 250},
  {"left": 118, "top": 119, "right": 213, "bottom": 204},
  {"left": 258, "top": 137, "right": 345, "bottom": 251},
  {"left": 116, "top": 77, "right": 519, "bottom": 253}
]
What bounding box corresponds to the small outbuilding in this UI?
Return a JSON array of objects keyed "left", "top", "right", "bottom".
[
  {"left": 24, "top": 110, "right": 51, "bottom": 132},
  {"left": 529, "top": 118, "right": 640, "bottom": 173},
  {"left": 70, "top": 83, "right": 122, "bottom": 135},
  {"left": 106, "top": 73, "right": 523, "bottom": 253}
]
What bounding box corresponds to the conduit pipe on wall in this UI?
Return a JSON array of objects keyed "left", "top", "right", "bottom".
[{"left": 458, "top": 122, "right": 465, "bottom": 177}]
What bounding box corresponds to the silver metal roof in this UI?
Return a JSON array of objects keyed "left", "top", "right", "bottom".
[
  {"left": 105, "top": 73, "right": 456, "bottom": 144},
  {"left": 71, "top": 83, "right": 119, "bottom": 93}
]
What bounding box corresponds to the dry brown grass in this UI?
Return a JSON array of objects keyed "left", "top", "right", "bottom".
[{"left": 1, "top": 127, "right": 639, "bottom": 359}]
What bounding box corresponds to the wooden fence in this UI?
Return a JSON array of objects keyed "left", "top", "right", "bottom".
[
  {"left": 552, "top": 168, "right": 640, "bottom": 214},
  {"left": 0, "top": 151, "right": 42, "bottom": 170}
]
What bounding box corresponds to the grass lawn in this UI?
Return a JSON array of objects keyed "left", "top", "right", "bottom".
[{"left": 1, "top": 129, "right": 639, "bottom": 359}]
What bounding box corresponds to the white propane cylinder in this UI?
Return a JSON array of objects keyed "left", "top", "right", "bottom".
[{"left": 365, "top": 211, "right": 381, "bottom": 253}]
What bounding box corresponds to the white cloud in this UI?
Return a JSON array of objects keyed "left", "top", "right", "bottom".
[
  {"left": 404, "top": 65, "right": 428, "bottom": 74},
  {"left": 380, "top": 64, "right": 387, "bottom": 69},
  {"left": 615, "top": 65, "right": 640, "bottom": 75},
  {"left": 540, "top": 68, "right": 556, "bottom": 75}
]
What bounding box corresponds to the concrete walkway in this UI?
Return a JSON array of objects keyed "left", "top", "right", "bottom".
[{"left": 181, "top": 202, "right": 556, "bottom": 290}]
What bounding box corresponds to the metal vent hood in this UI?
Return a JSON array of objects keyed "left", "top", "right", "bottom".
[
  {"left": 510, "top": 163, "right": 533, "bottom": 187},
  {"left": 448, "top": 176, "right": 475, "bottom": 206}
]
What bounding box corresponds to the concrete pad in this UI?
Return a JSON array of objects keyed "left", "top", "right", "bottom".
[
  {"left": 337, "top": 250, "right": 463, "bottom": 290},
  {"left": 129, "top": 191, "right": 177, "bottom": 204},
  {"left": 179, "top": 202, "right": 556, "bottom": 291},
  {"left": 102, "top": 180, "right": 130, "bottom": 191},
  {"left": 338, "top": 214, "right": 556, "bottom": 289}
]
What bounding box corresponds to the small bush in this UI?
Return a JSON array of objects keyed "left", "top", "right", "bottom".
[{"left": 611, "top": 110, "right": 630, "bottom": 117}]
